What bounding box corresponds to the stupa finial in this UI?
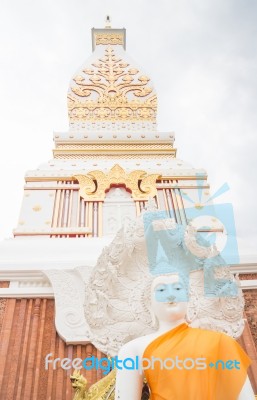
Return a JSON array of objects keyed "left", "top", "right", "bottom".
[{"left": 105, "top": 15, "right": 111, "bottom": 28}]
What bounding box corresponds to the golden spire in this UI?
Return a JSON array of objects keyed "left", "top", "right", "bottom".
[{"left": 68, "top": 24, "right": 157, "bottom": 130}]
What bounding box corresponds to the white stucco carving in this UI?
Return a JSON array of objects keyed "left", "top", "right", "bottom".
[
  {"left": 103, "top": 188, "right": 136, "bottom": 235},
  {"left": 83, "top": 211, "right": 245, "bottom": 356},
  {"left": 44, "top": 268, "right": 93, "bottom": 343}
]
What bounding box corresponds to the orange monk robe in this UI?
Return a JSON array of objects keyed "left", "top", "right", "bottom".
[{"left": 143, "top": 323, "right": 251, "bottom": 400}]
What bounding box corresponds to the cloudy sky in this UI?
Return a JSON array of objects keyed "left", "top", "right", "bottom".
[{"left": 0, "top": 0, "right": 256, "bottom": 256}]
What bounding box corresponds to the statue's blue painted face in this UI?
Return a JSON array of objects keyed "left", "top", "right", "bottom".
[{"left": 154, "top": 280, "right": 187, "bottom": 303}]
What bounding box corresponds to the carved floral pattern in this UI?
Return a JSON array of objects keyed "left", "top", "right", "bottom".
[
  {"left": 74, "top": 164, "right": 160, "bottom": 201},
  {"left": 95, "top": 33, "right": 124, "bottom": 46},
  {"left": 68, "top": 46, "right": 157, "bottom": 123}
]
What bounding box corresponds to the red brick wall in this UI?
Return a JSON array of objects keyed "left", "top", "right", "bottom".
[
  {"left": 0, "top": 298, "right": 7, "bottom": 338},
  {"left": 0, "top": 282, "right": 9, "bottom": 288},
  {"left": 0, "top": 282, "right": 9, "bottom": 335},
  {"left": 0, "top": 293, "right": 256, "bottom": 398},
  {"left": 0, "top": 298, "right": 105, "bottom": 400},
  {"left": 235, "top": 273, "right": 257, "bottom": 393},
  {"left": 240, "top": 273, "right": 257, "bottom": 280},
  {"left": 244, "top": 289, "right": 257, "bottom": 348},
  {"left": 240, "top": 289, "right": 257, "bottom": 393},
  {"left": 238, "top": 317, "right": 257, "bottom": 394}
]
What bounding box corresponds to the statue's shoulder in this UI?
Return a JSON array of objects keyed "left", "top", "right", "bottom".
[
  {"left": 189, "top": 325, "right": 233, "bottom": 341},
  {"left": 118, "top": 332, "right": 158, "bottom": 358}
]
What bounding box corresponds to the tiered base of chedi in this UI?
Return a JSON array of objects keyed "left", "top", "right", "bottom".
[{"left": 0, "top": 18, "right": 256, "bottom": 400}]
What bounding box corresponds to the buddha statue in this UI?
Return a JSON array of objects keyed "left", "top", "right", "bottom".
[
  {"left": 115, "top": 272, "right": 255, "bottom": 399},
  {"left": 81, "top": 204, "right": 255, "bottom": 399}
]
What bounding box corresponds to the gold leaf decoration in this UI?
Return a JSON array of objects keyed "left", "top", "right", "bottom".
[
  {"left": 73, "top": 164, "right": 161, "bottom": 201},
  {"left": 95, "top": 33, "right": 124, "bottom": 46},
  {"left": 68, "top": 46, "right": 157, "bottom": 123},
  {"left": 32, "top": 205, "right": 42, "bottom": 212},
  {"left": 140, "top": 174, "right": 161, "bottom": 197},
  {"left": 73, "top": 175, "right": 97, "bottom": 199}
]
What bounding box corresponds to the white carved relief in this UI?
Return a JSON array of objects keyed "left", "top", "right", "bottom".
[
  {"left": 69, "top": 121, "right": 157, "bottom": 133},
  {"left": 44, "top": 269, "right": 93, "bottom": 343},
  {"left": 103, "top": 188, "right": 136, "bottom": 235},
  {"left": 83, "top": 211, "right": 245, "bottom": 356}
]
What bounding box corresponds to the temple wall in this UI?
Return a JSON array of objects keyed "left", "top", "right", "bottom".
[
  {"left": 0, "top": 288, "right": 256, "bottom": 398},
  {"left": 241, "top": 288, "right": 257, "bottom": 393},
  {"left": 0, "top": 298, "right": 105, "bottom": 400},
  {"left": 0, "top": 282, "right": 9, "bottom": 334},
  {"left": 244, "top": 287, "right": 257, "bottom": 348},
  {"left": 238, "top": 317, "right": 257, "bottom": 394}
]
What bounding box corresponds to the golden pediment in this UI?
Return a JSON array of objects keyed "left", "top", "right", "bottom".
[
  {"left": 73, "top": 164, "right": 160, "bottom": 201},
  {"left": 68, "top": 46, "right": 157, "bottom": 123}
]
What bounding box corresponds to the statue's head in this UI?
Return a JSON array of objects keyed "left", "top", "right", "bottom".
[
  {"left": 70, "top": 370, "right": 87, "bottom": 391},
  {"left": 151, "top": 273, "right": 188, "bottom": 322}
]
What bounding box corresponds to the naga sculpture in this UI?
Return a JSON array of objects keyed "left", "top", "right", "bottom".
[
  {"left": 70, "top": 369, "right": 116, "bottom": 400},
  {"left": 70, "top": 369, "right": 150, "bottom": 400}
]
